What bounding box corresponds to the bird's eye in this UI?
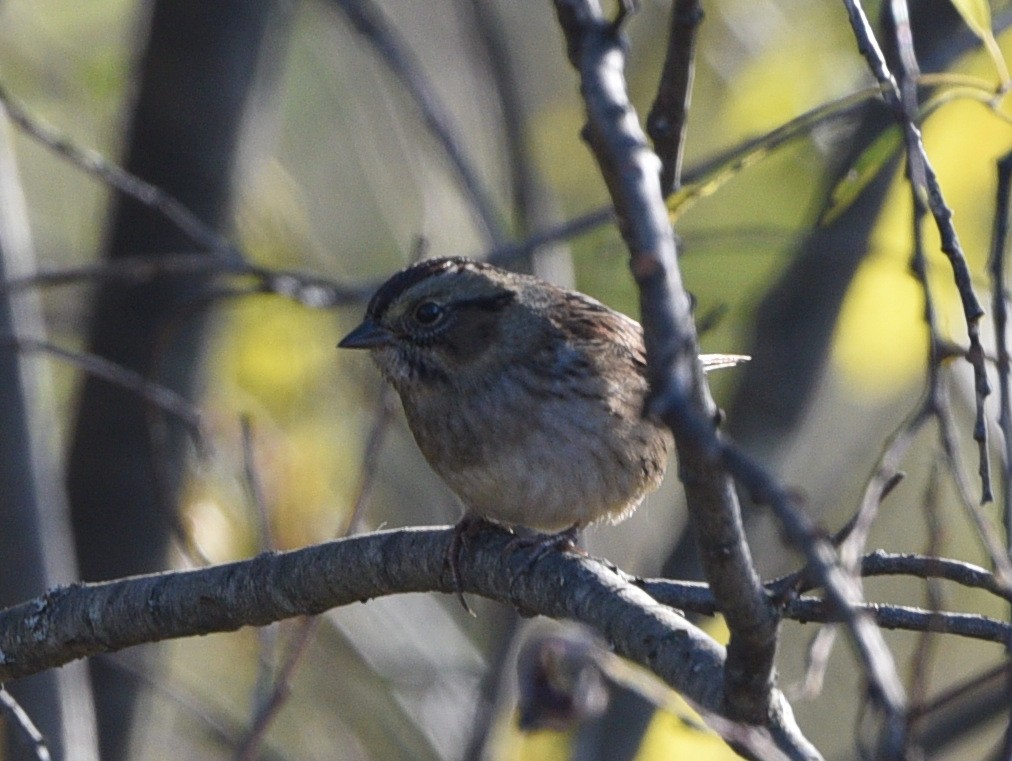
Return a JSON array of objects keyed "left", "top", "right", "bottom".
[{"left": 413, "top": 301, "right": 444, "bottom": 325}]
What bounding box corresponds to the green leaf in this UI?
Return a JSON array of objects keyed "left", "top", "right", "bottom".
[{"left": 820, "top": 127, "right": 903, "bottom": 227}]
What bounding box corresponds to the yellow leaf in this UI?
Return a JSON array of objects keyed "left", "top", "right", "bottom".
[{"left": 948, "top": 0, "right": 1011, "bottom": 86}]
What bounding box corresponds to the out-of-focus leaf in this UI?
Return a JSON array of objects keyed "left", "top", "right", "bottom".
[
  {"left": 669, "top": 86, "right": 883, "bottom": 222},
  {"left": 823, "top": 72, "right": 1012, "bottom": 227},
  {"left": 948, "top": 0, "right": 1011, "bottom": 86},
  {"left": 820, "top": 126, "right": 903, "bottom": 227}
]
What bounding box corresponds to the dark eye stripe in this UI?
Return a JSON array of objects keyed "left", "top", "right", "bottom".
[
  {"left": 453, "top": 291, "right": 515, "bottom": 312},
  {"left": 366, "top": 257, "right": 465, "bottom": 320}
]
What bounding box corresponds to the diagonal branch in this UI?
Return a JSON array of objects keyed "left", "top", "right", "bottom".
[
  {"left": 552, "top": 0, "right": 776, "bottom": 728},
  {"left": 552, "top": 1, "right": 909, "bottom": 748},
  {"left": 324, "top": 0, "right": 506, "bottom": 245},
  {"left": 0, "top": 83, "right": 239, "bottom": 259}
]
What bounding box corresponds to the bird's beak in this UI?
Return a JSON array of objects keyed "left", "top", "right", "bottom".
[{"left": 338, "top": 319, "right": 394, "bottom": 349}]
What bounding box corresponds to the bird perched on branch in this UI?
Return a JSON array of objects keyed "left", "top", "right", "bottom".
[{"left": 339, "top": 257, "right": 746, "bottom": 595}]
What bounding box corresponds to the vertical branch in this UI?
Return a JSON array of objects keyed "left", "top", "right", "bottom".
[
  {"left": 991, "top": 151, "right": 1012, "bottom": 555},
  {"left": 887, "top": 0, "right": 1012, "bottom": 582},
  {"left": 646, "top": 0, "right": 703, "bottom": 195},
  {"left": 552, "top": 0, "right": 779, "bottom": 727},
  {"left": 990, "top": 148, "right": 1012, "bottom": 761},
  {"left": 232, "top": 381, "right": 395, "bottom": 759},
  {"left": 842, "top": 0, "right": 991, "bottom": 501},
  {"left": 552, "top": 4, "right": 911, "bottom": 751}
]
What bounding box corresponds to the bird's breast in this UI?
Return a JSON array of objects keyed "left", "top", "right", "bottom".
[{"left": 400, "top": 364, "right": 670, "bottom": 531}]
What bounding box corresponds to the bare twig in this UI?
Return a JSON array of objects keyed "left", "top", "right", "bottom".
[
  {"left": 462, "top": 0, "right": 540, "bottom": 237},
  {"left": 238, "top": 416, "right": 284, "bottom": 758},
  {"left": 101, "top": 652, "right": 290, "bottom": 761},
  {"left": 241, "top": 417, "right": 274, "bottom": 553},
  {"left": 324, "top": 0, "right": 506, "bottom": 245},
  {"left": 792, "top": 626, "right": 838, "bottom": 701},
  {"left": 906, "top": 461, "right": 944, "bottom": 708},
  {"left": 234, "top": 619, "right": 316, "bottom": 761},
  {"left": 839, "top": 406, "right": 928, "bottom": 577},
  {"left": 232, "top": 379, "right": 396, "bottom": 759},
  {"left": 909, "top": 660, "right": 1010, "bottom": 724},
  {"left": 843, "top": 0, "right": 990, "bottom": 502},
  {"left": 639, "top": 550, "right": 1012, "bottom": 642},
  {"left": 991, "top": 151, "right": 1012, "bottom": 542},
  {"left": 781, "top": 599, "right": 1012, "bottom": 645},
  {"left": 3, "top": 335, "right": 202, "bottom": 437},
  {"left": 0, "top": 83, "right": 239, "bottom": 258},
  {"left": 485, "top": 206, "right": 612, "bottom": 267},
  {"left": 345, "top": 386, "right": 396, "bottom": 536},
  {"left": 990, "top": 147, "right": 1012, "bottom": 761},
  {"left": 2, "top": 253, "right": 370, "bottom": 308},
  {"left": 0, "top": 686, "right": 52, "bottom": 761},
  {"left": 647, "top": 0, "right": 703, "bottom": 195},
  {"left": 765, "top": 550, "right": 1012, "bottom": 604}
]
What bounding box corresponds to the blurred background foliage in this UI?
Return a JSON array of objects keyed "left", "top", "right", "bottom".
[{"left": 1, "top": 0, "right": 1011, "bottom": 760}]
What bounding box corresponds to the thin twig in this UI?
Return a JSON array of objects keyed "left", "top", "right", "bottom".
[
  {"left": 990, "top": 147, "right": 1012, "bottom": 761},
  {"left": 239, "top": 415, "right": 283, "bottom": 754},
  {"left": 645, "top": 549, "right": 1012, "bottom": 612},
  {"left": 345, "top": 386, "right": 396, "bottom": 536},
  {"left": 790, "top": 626, "right": 838, "bottom": 701},
  {"left": 241, "top": 417, "right": 275, "bottom": 553},
  {"left": 0, "top": 687, "right": 52, "bottom": 761},
  {"left": 843, "top": 0, "right": 990, "bottom": 502},
  {"left": 935, "top": 405, "right": 1012, "bottom": 585},
  {"left": 990, "top": 151, "right": 1012, "bottom": 546},
  {"left": 0, "top": 83, "right": 239, "bottom": 258},
  {"left": 647, "top": 0, "right": 703, "bottom": 195},
  {"left": 3, "top": 335, "right": 202, "bottom": 437},
  {"left": 905, "top": 460, "right": 944, "bottom": 710},
  {"left": 639, "top": 576, "right": 1012, "bottom": 645},
  {"left": 325, "top": 0, "right": 506, "bottom": 245},
  {"left": 782, "top": 598, "right": 1012, "bottom": 645},
  {"left": 234, "top": 620, "right": 317, "bottom": 761},
  {"left": 2, "top": 253, "right": 370, "bottom": 308},
  {"left": 101, "top": 652, "right": 289, "bottom": 761},
  {"left": 485, "top": 206, "right": 613, "bottom": 268},
  {"left": 232, "top": 377, "right": 397, "bottom": 759},
  {"left": 839, "top": 405, "right": 928, "bottom": 577},
  {"left": 909, "top": 660, "right": 1011, "bottom": 723},
  {"left": 462, "top": 0, "right": 539, "bottom": 237}
]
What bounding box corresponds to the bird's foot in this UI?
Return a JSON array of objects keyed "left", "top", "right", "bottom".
[{"left": 505, "top": 523, "right": 585, "bottom": 564}]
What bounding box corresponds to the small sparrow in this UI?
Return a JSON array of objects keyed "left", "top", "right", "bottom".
[{"left": 339, "top": 258, "right": 746, "bottom": 588}]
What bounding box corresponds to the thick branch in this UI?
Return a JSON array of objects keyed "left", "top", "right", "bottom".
[{"left": 0, "top": 526, "right": 819, "bottom": 760}]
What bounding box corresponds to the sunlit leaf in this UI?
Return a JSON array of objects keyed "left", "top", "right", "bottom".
[{"left": 948, "top": 0, "right": 1011, "bottom": 86}]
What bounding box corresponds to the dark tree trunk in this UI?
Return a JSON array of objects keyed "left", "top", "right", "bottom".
[{"left": 65, "top": 2, "right": 282, "bottom": 757}]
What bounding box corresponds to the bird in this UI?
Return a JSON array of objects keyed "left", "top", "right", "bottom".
[{"left": 338, "top": 257, "right": 747, "bottom": 596}]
